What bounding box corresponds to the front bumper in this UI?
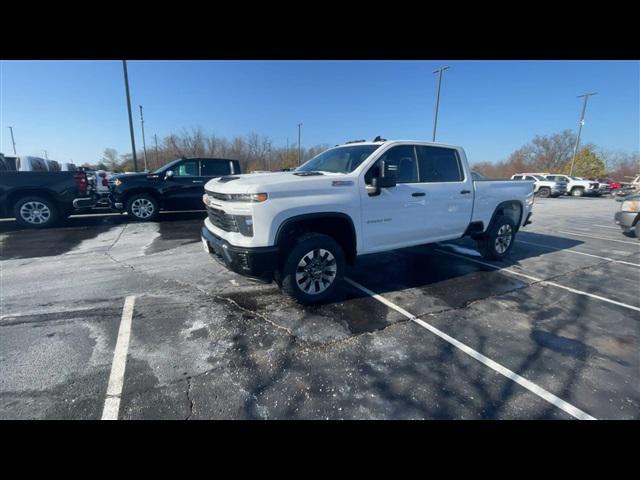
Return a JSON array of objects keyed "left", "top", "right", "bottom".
[
  {"left": 201, "top": 226, "right": 279, "bottom": 280},
  {"left": 614, "top": 210, "right": 639, "bottom": 232}
]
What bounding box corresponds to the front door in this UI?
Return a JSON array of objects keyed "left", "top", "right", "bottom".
[
  {"left": 360, "top": 145, "right": 429, "bottom": 252},
  {"left": 163, "top": 159, "right": 204, "bottom": 210}
]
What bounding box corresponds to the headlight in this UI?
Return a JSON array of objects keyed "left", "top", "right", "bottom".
[
  {"left": 228, "top": 193, "right": 268, "bottom": 203},
  {"left": 621, "top": 200, "right": 640, "bottom": 213}
]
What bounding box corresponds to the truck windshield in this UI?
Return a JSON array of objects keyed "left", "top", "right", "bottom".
[{"left": 296, "top": 145, "right": 381, "bottom": 174}]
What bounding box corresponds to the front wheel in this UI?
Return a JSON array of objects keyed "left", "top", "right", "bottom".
[
  {"left": 571, "top": 188, "right": 584, "bottom": 197},
  {"left": 279, "top": 233, "right": 345, "bottom": 305},
  {"left": 477, "top": 215, "right": 517, "bottom": 260},
  {"left": 126, "top": 194, "right": 159, "bottom": 222}
]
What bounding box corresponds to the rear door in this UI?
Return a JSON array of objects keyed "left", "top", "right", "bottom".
[{"left": 414, "top": 145, "right": 474, "bottom": 239}]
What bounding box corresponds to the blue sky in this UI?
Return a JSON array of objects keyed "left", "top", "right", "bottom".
[{"left": 1, "top": 60, "right": 638, "bottom": 165}]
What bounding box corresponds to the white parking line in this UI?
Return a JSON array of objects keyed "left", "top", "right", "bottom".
[
  {"left": 591, "top": 224, "right": 622, "bottom": 230},
  {"left": 101, "top": 295, "right": 136, "bottom": 420},
  {"left": 516, "top": 239, "right": 640, "bottom": 268},
  {"left": 344, "top": 277, "right": 596, "bottom": 420},
  {"left": 434, "top": 248, "right": 640, "bottom": 313},
  {"left": 556, "top": 230, "right": 640, "bottom": 246}
]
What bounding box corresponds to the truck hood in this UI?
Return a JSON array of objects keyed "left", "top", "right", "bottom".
[{"left": 204, "top": 171, "right": 353, "bottom": 196}]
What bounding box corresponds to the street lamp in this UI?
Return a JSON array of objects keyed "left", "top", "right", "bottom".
[
  {"left": 432, "top": 66, "right": 450, "bottom": 142},
  {"left": 569, "top": 92, "right": 597, "bottom": 176},
  {"left": 297, "top": 123, "right": 303, "bottom": 166},
  {"left": 122, "top": 60, "right": 138, "bottom": 172},
  {"left": 139, "top": 105, "right": 148, "bottom": 171}
]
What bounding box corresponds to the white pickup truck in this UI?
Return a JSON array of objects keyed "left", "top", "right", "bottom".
[
  {"left": 511, "top": 173, "right": 567, "bottom": 198},
  {"left": 544, "top": 174, "right": 600, "bottom": 197},
  {"left": 201, "top": 139, "right": 534, "bottom": 304}
]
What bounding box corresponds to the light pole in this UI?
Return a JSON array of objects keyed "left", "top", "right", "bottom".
[
  {"left": 432, "top": 65, "right": 450, "bottom": 142},
  {"left": 122, "top": 60, "right": 138, "bottom": 172},
  {"left": 569, "top": 92, "right": 597, "bottom": 176},
  {"left": 154, "top": 134, "right": 159, "bottom": 167},
  {"left": 8, "top": 126, "right": 17, "bottom": 155},
  {"left": 139, "top": 105, "right": 148, "bottom": 171},
  {"left": 44, "top": 150, "right": 48, "bottom": 160},
  {"left": 297, "top": 123, "right": 303, "bottom": 166}
]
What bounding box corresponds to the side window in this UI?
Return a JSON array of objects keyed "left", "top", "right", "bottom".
[
  {"left": 525, "top": 176, "right": 535, "bottom": 181},
  {"left": 513, "top": 175, "right": 523, "bottom": 180},
  {"left": 174, "top": 160, "right": 198, "bottom": 177},
  {"left": 416, "top": 146, "right": 463, "bottom": 182},
  {"left": 365, "top": 145, "right": 418, "bottom": 184},
  {"left": 201, "top": 159, "right": 231, "bottom": 177},
  {"left": 33, "top": 158, "right": 47, "bottom": 171}
]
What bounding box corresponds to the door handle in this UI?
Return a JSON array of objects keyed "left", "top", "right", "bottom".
[
  {"left": 460, "top": 190, "right": 471, "bottom": 194},
  {"left": 192, "top": 180, "right": 204, "bottom": 184},
  {"left": 411, "top": 192, "right": 426, "bottom": 197}
]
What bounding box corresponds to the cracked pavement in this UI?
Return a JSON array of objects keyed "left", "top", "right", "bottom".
[{"left": 1, "top": 198, "right": 638, "bottom": 419}]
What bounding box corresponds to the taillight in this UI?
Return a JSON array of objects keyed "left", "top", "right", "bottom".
[{"left": 74, "top": 172, "right": 88, "bottom": 194}]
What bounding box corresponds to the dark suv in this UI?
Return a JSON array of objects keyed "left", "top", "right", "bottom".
[{"left": 110, "top": 157, "right": 241, "bottom": 221}]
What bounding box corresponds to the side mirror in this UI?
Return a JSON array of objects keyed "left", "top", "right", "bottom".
[
  {"left": 165, "top": 170, "right": 174, "bottom": 179},
  {"left": 367, "top": 160, "right": 397, "bottom": 196}
]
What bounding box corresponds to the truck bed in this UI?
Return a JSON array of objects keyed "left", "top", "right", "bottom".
[{"left": 471, "top": 179, "right": 534, "bottom": 227}]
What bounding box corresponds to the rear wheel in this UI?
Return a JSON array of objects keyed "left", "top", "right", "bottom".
[
  {"left": 279, "top": 233, "right": 345, "bottom": 305},
  {"left": 126, "top": 194, "right": 159, "bottom": 222},
  {"left": 537, "top": 187, "right": 551, "bottom": 198},
  {"left": 13, "top": 196, "right": 59, "bottom": 229},
  {"left": 477, "top": 215, "right": 516, "bottom": 260}
]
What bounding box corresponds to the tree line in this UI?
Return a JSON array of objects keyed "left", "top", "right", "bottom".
[
  {"left": 88, "top": 128, "right": 330, "bottom": 174},
  {"left": 471, "top": 130, "right": 639, "bottom": 181},
  {"left": 87, "top": 128, "right": 638, "bottom": 181}
]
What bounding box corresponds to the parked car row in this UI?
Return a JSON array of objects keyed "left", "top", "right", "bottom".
[
  {"left": 510, "top": 172, "right": 602, "bottom": 197},
  {"left": 0, "top": 153, "right": 243, "bottom": 227}
]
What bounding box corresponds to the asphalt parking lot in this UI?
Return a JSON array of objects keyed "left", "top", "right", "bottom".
[{"left": 1, "top": 196, "right": 638, "bottom": 419}]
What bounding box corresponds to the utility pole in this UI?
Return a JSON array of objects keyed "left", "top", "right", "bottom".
[
  {"left": 432, "top": 66, "right": 450, "bottom": 142},
  {"left": 569, "top": 92, "right": 597, "bottom": 176},
  {"left": 8, "top": 126, "right": 17, "bottom": 155},
  {"left": 154, "top": 134, "right": 159, "bottom": 168},
  {"left": 297, "top": 123, "right": 303, "bottom": 166},
  {"left": 139, "top": 105, "right": 148, "bottom": 171},
  {"left": 44, "top": 150, "right": 48, "bottom": 160},
  {"left": 122, "top": 60, "right": 138, "bottom": 172}
]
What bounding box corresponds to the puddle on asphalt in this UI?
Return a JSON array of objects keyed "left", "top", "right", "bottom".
[{"left": 145, "top": 212, "right": 206, "bottom": 255}]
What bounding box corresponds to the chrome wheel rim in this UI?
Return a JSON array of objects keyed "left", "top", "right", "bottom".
[
  {"left": 295, "top": 248, "right": 337, "bottom": 295},
  {"left": 131, "top": 198, "right": 154, "bottom": 218},
  {"left": 20, "top": 201, "right": 51, "bottom": 224},
  {"left": 494, "top": 224, "right": 513, "bottom": 254}
]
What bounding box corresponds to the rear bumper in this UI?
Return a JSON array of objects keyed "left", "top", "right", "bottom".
[
  {"left": 614, "top": 211, "right": 639, "bottom": 231},
  {"left": 201, "top": 226, "right": 279, "bottom": 280}
]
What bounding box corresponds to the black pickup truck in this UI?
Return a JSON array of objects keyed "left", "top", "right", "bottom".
[
  {"left": 110, "top": 157, "right": 241, "bottom": 221},
  {"left": 0, "top": 170, "right": 94, "bottom": 228}
]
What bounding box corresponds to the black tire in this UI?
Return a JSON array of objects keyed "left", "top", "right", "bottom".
[
  {"left": 571, "top": 187, "right": 584, "bottom": 197},
  {"left": 537, "top": 187, "right": 551, "bottom": 198},
  {"left": 477, "top": 215, "right": 517, "bottom": 261},
  {"left": 126, "top": 194, "right": 159, "bottom": 222},
  {"left": 279, "top": 233, "right": 345, "bottom": 305},
  {"left": 13, "top": 196, "right": 59, "bottom": 229}
]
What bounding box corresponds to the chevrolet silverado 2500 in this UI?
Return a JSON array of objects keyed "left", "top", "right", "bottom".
[{"left": 201, "top": 139, "right": 534, "bottom": 304}]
